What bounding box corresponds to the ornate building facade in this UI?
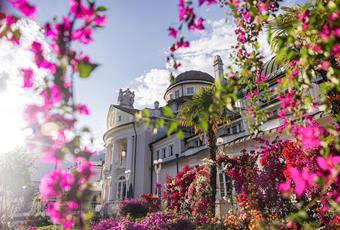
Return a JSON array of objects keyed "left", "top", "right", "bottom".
[{"left": 101, "top": 55, "right": 329, "bottom": 214}]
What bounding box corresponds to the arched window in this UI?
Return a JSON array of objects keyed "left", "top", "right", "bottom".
[{"left": 117, "top": 176, "right": 126, "bottom": 200}]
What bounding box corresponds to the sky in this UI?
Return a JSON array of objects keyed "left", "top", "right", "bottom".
[
  {"left": 31, "top": 0, "right": 229, "bottom": 148},
  {"left": 0, "top": 0, "right": 307, "bottom": 153}
]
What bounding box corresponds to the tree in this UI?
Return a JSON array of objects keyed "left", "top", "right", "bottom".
[
  {"left": 0, "top": 148, "right": 34, "bottom": 229},
  {"left": 178, "top": 85, "right": 229, "bottom": 215}
]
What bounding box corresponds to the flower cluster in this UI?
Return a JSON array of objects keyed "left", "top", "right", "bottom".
[
  {"left": 140, "top": 193, "right": 161, "bottom": 213},
  {"left": 118, "top": 198, "right": 148, "bottom": 220},
  {"left": 163, "top": 164, "right": 212, "bottom": 224},
  {"left": 91, "top": 212, "right": 195, "bottom": 230},
  {"left": 2, "top": 0, "right": 107, "bottom": 228}
]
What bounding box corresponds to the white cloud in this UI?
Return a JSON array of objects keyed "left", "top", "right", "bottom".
[
  {"left": 130, "top": 19, "right": 272, "bottom": 107},
  {"left": 133, "top": 69, "right": 170, "bottom": 107}
]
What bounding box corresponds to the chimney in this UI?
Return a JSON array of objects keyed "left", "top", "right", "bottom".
[
  {"left": 213, "top": 55, "right": 224, "bottom": 79},
  {"left": 154, "top": 101, "right": 160, "bottom": 109}
]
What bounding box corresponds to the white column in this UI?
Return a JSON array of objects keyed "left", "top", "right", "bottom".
[{"left": 126, "top": 136, "right": 133, "bottom": 171}]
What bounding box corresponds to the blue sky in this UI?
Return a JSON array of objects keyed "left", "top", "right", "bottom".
[{"left": 31, "top": 0, "right": 227, "bottom": 146}]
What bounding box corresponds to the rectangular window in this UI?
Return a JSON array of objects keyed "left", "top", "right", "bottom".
[
  {"left": 156, "top": 150, "right": 160, "bottom": 160},
  {"left": 162, "top": 148, "right": 166, "bottom": 158},
  {"left": 169, "top": 145, "right": 173, "bottom": 156},
  {"left": 232, "top": 125, "right": 237, "bottom": 134},
  {"left": 226, "top": 127, "right": 231, "bottom": 135},
  {"left": 187, "top": 87, "right": 194, "bottom": 95},
  {"left": 118, "top": 115, "right": 122, "bottom": 122},
  {"left": 175, "top": 90, "right": 180, "bottom": 98},
  {"left": 238, "top": 123, "right": 243, "bottom": 132}
]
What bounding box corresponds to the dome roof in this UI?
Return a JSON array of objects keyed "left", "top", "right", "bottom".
[
  {"left": 261, "top": 57, "right": 284, "bottom": 79},
  {"left": 171, "top": 70, "right": 214, "bottom": 86}
]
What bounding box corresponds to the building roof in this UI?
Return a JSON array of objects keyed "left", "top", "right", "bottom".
[
  {"left": 111, "top": 104, "right": 140, "bottom": 115},
  {"left": 261, "top": 57, "right": 284, "bottom": 79},
  {"left": 170, "top": 70, "right": 214, "bottom": 86}
]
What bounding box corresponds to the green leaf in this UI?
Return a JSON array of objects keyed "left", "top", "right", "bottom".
[
  {"left": 162, "top": 106, "right": 173, "bottom": 118},
  {"left": 167, "top": 121, "right": 178, "bottom": 136},
  {"left": 176, "top": 130, "right": 184, "bottom": 140},
  {"left": 199, "top": 119, "right": 208, "bottom": 132},
  {"left": 78, "top": 62, "right": 99, "bottom": 78},
  {"left": 97, "top": 6, "right": 107, "bottom": 11}
]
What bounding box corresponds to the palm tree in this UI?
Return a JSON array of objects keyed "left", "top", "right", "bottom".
[
  {"left": 267, "top": 6, "right": 299, "bottom": 52},
  {"left": 178, "top": 85, "right": 229, "bottom": 215}
]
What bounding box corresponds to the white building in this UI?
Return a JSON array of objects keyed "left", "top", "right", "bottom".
[{"left": 101, "top": 55, "right": 331, "bottom": 214}]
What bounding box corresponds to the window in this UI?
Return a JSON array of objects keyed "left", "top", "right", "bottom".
[
  {"left": 175, "top": 90, "right": 180, "bottom": 98},
  {"left": 156, "top": 150, "right": 160, "bottom": 160},
  {"left": 169, "top": 145, "right": 173, "bottom": 156},
  {"left": 232, "top": 125, "right": 237, "bottom": 134},
  {"left": 238, "top": 123, "right": 243, "bottom": 132},
  {"left": 226, "top": 127, "right": 231, "bottom": 135},
  {"left": 162, "top": 148, "right": 166, "bottom": 158},
  {"left": 187, "top": 87, "right": 194, "bottom": 95},
  {"left": 117, "top": 176, "right": 126, "bottom": 200},
  {"left": 118, "top": 115, "right": 122, "bottom": 122}
]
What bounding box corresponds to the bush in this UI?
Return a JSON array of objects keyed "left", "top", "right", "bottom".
[
  {"left": 91, "top": 211, "right": 196, "bottom": 230},
  {"left": 90, "top": 217, "right": 145, "bottom": 230},
  {"left": 140, "top": 193, "right": 161, "bottom": 213},
  {"left": 139, "top": 211, "right": 196, "bottom": 230},
  {"left": 118, "top": 199, "right": 148, "bottom": 219}
]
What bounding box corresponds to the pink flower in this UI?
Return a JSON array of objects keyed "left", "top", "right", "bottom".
[
  {"left": 198, "top": 0, "right": 216, "bottom": 6},
  {"left": 319, "top": 61, "right": 330, "bottom": 71},
  {"left": 31, "top": 41, "right": 56, "bottom": 73},
  {"left": 72, "top": 27, "right": 93, "bottom": 44},
  {"left": 93, "top": 15, "right": 107, "bottom": 26},
  {"left": 75, "top": 104, "right": 90, "bottom": 115},
  {"left": 292, "top": 69, "right": 299, "bottom": 77},
  {"left": 192, "top": 17, "right": 205, "bottom": 31},
  {"left": 40, "top": 170, "right": 74, "bottom": 201},
  {"left": 297, "top": 118, "right": 321, "bottom": 151},
  {"left": 168, "top": 27, "right": 178, "bottom": 38},
  {"left": 257, "top": 2, "right": 269, "bottom": 13},
  {"left": 6, "top": 16, "right": 16, "bottom": 26},
  {"left": 76, "top": 158, "right": 93, "bottom": 180},
  {"left": 9, "top": 0, "right": 36, "bottom": 19},
  {"left": 21, "top": 68, "right": 34, "bottom": 88},
  {"left": 47, "top": 201, "right": 78, "bottom": 228},
  {"left": 241, "top": 11, "right": 251, "bottom": 23},
  {"left": 317, "top": 155, "right": 340, "bottom": 176},
  {"left": 285, "top": 167, "right": 317, "bottom": 197}
]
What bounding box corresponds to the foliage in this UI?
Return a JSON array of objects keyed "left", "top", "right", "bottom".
[{"left": 118, "top": 198, "right": 148, "bottom": 219}]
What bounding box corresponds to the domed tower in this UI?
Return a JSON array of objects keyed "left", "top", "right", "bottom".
[{"left": 163, "top": 70, "right": 215, "bottom": 112}]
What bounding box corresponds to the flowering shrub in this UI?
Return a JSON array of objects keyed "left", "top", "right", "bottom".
[
  {"left": 91, "top": 212, "right": 195, "bottom": 230},
  {"left": 140, "top": 193, "right": 161, "bottom": 213},
  {"left": 139, "top": 211, "right": 196, "bottom": 230},
  {"left": 90, "top": 217, "right": 144, "bottom": 230},
  {"left": 163, "top": 164, "right": 212, "bottom": 224},
  {"left": 218, "top": 138, "right": 340, "bottom": 228},
  {"left": 118, "top": 199, "right": 148, "bottom": 219}
]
